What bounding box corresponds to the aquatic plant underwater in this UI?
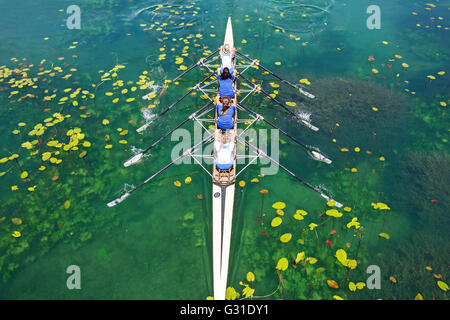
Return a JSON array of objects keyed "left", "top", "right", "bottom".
[{"left": 0, "top": 0, "right": 448, "bottom": 299}]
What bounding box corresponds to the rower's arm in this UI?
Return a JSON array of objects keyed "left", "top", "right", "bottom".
[{"left": 214, "top": 140, "right": 221, "bottom": 152}]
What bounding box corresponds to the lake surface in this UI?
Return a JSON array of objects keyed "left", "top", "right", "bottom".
[{"left": 0, "top": 0, "right": 448, "bottom": 300}]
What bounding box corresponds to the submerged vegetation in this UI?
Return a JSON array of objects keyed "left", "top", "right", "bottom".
[
  {"left": 397, "top": 152, "right": 450, "bottom": 229},
  {"left": 306, "top": 77, "right": 411, "bottom": 152}
]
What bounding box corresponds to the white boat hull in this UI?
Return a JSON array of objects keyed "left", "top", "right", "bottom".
[
  {"left": 212, "top": 16, "right": 236, "bottom": 300},
  {"left": 224, "top": 17, "right": 234, "bottom": 49},
  {"left": 212, "top": 183, "right": 235, "bottom": 300}
]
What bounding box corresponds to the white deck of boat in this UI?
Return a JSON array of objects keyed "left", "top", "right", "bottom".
[{"left": 212, "top": 16, "right": 235, "bottom": 301}]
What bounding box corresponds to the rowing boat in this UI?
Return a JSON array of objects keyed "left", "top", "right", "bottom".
[
  {"left": 108, "top": 16, "right": 342, "bottom": 300},
  {"left": 212, "top": 16, "right": 236, "bottom": 300}
]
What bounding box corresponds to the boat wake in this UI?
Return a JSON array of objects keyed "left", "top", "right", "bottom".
[
  {"left": 130, "top": 146, "right": 144, "bottom": 156},
  {"left": 123, "top": 1, "right": 199, "bottom": 32},
  {"left": 124, "top": 5, "right": 157, "bottom": 21},
  {"left": 264, "top": 0, "right": 335, "bottom": 37},
  {"left": 113, "top": 183, "right": 135, "bottom": 196},
  {"left": 136, "top": 109, "right": 158, "bottom": 132},
  {"left": 316, "top": 184, "right": 333, "bottom": 196},
  {"left": 294, "top": 109, "right": 319, "bottom": 131},
  {"left": 307, "top": 146, "right": 332, "bottom": 164},
  {"left": 123, "top": 183, "right": 136, "bottom": 193},
  {"left": 142, "top": 82, "right": 162, "bottom": 100},
  {"left": 295, "top": 110, "right": 311, "bottom": 122}
]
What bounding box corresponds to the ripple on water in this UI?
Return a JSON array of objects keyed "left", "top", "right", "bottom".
[{"left": 264, "top": 0, "right": 335, "bottom": 37}]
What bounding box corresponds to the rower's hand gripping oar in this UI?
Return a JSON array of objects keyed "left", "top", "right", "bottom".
[
  {"left": 236, "top": 136, "right": 342, "bottom": 208},
  {"left": 108, "top": 135, "right": 213, "bottom": 207},
  {"left": 124, "top": 101, "right": 214, "bottom": 167},
  {"left": 235, "top": 50, "right": 315, "bottom": 99},
  {"left": 238, "top": 73, "right": 319, "bottom": 132},
  {"left": 237, "top": 102, "right": 331, "bottom": 164},
  {"left": 171, "top": 48, "right": 220, "bottom": 83},
  {"left": 136, "top": 71, "right": 216, "bottom": 133}
]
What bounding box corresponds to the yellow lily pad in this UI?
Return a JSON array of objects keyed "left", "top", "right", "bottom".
[
  {"left": 272, "top": 201, "right": 286, "bottom": 210},
  {"left": 12, "top": 231, "right": 21, "bottom": 238},
  {"left": 280, "top": 233, "right": 292, "bottom": 243},
  {"left": 437, "top": 281, "right": 449, "bottom": 292},
  {"left": 271, "top": 217, "right": 282, "bottom": 227},
  {"left": 275, "top": 257, "right": 288, "bottom": 271}
]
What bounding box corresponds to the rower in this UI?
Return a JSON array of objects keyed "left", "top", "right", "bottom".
[
  {"left": 215, "top": 95, "right": 236, "bottom": 130},
  {"left": 220, "top": 44, "right": 235, "bottom": 74},
  {"left": 214, "top": 133, "right": 235, "bottom": 171},
  {"left": 217, "top": 66, "right": 236, "bottom": 98}
]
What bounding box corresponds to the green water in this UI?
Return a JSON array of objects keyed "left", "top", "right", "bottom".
[{"left": 0, "top": 0, "right": 448, "bottom": 300}]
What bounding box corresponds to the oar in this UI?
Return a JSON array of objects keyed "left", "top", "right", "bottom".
[
  {"left": 238, "top": 73, "right": 319, "bottom": 131},
  {"left": 237, "top": 102, "right": 331, "bottom": 164},
  {"left": 171, "top": 49, "right": 219, "bottom": 83},
  {"left": 236, "top": 136, "right": 342, "bottom": 207},
  {"left": 235, "top": 50, "right": 315, "bottom": 99},
  {"left": 136, "top": 71, "right": 216, "bottom": 132},
  {"left": 125, "top": 101, "right": 214, "bottom": 167},
  {"left": 108, "top": 135, "right": 213, "bottom": 207}
]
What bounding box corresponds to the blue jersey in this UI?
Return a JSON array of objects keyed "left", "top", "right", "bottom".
[
  {"left": 217, "top": 105, "right": 235, "bottom": 130},
  {"left": 217, "top": 74, "right": 235, "bottom": 98}
]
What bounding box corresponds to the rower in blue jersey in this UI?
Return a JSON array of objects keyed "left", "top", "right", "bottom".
[
  {"left": 217, "top": 66, "right": 236, "bottom": 98},
  {"left": 215, "top": 95, "right": 236, "bottom": 130}
]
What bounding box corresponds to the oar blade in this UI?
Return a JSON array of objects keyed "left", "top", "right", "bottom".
[
  {"left": 301, "top": 120, "right": 319, "bottom": 131},
  {"left": 320, "top": 193, "right": 343, "bottom": 208},
  {"left": 311, "top": 151, "right": 332, "bottom": 164},
  {"left": 334, "top": 201, "right": 343, "bottom": 208},
  {"left": 299, "top": 88, "right": 315, "bottom": 99},
  {"left": 136, "top": 122, "right": 151, "bottom": 133},
  {"left": 107, "top": 192, "right": 131, "bottom": 207},
  {"left": 124, "top": 153, "right": 144, "bottom": 167}
]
